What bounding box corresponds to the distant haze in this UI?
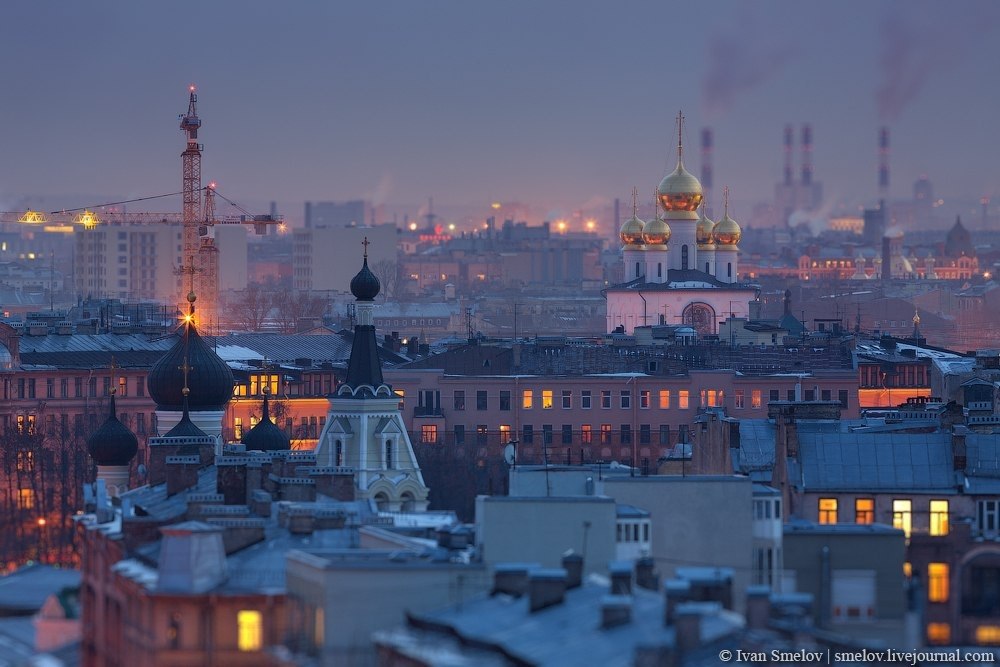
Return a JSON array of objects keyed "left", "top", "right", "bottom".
[{"left": 1, "top": 0, "right": 998, "bottom": 220}]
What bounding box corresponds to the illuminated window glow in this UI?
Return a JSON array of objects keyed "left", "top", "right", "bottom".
[
  {"left": 893, "top": 499, "right": 912, "bottom": 538},
  {"left": 855, "top": 498, "right": 874, "bottom": 524},
  {"left": 237, "top": 610, "right": 262, "bottom": 651},
  {"left": 930, "top": 500, "right": 949, "bottom": 536},
  {"left": 927, "top": 563, "right": 949, "bottom": 603},
  {"left": 818, "top": 498, "right": 837, "bottom": 524}
]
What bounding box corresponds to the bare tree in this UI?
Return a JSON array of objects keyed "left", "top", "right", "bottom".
[
  {"left": 372, "top": 259, "right": 400, "bottom": 302},
  {"left": 273, "top": 288, "right": 327, "bottom": 333},
  {"left": 229, "top": 282, "right": 274, "bottom": 332}
]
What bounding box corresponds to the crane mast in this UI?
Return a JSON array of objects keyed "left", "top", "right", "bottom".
[{"left": 179, "top": 86, "right": 203, "bottom": 318}]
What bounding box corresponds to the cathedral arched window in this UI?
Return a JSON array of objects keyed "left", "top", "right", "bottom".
[
  {"left": 635, "top": 262, "right": 641, "bottom": 278},
  {"left": 681, "top": 245, "right": 689, "bottom": 270},
  {"left": 657, "top": 263, "right": 662, "bottom": 278},
  {"left": 705, "top": 262, "right": 710, "bottom": 273},
  {"left": 728, "top": 262, "right": 732, "bottom": 278}
]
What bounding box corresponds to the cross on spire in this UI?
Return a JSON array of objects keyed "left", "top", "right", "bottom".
[
  {"left": 631, "top": 187, "right": 638, "bottom": 217},
  {"left": 723, "top": 185, "right": 730, "bottom": 217},
  {"left": 676, "top": 110, "right": 685, "bottom": 163},
  {"left": 362, "top": 236, "right": 370, "bottom": 259},
  {"left": 109, "top": 355, "right": 118, "bottom": 395},
  {"left": 178, "top": 356, "right": 193, "bottom": 394}
]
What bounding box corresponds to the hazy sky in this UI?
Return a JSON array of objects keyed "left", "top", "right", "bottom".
[{"left": 2, "top": 0, "right": 999, "bottom": 221}]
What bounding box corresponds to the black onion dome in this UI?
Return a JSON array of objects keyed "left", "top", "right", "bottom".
[
  {"left": 148, "top": 324, "right": 234, "bottom": 411},
  {"left": 87, "top": 394, "right": 139, "bottom": 466},
  {"left": 350, "top": 257, "right": 380, "bottom": 301},
  {"left": 241, "top": 392, "right": 290, "bottom": 451},
  {"left": 164, "top": 396, "right": 209, "bottom": 438}
]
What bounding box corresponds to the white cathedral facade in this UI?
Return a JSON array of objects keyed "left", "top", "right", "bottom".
[{"left": 606, "top": 117, "right": 758, "bottom": 335}]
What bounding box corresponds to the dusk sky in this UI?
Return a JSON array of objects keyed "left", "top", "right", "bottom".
[{"left": 2, "top": 0, "right": 999, "bottom": 223}]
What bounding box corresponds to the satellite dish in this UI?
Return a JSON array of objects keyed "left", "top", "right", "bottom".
[{"left": 503, "top": 442, "right": 516, "bottom": 466}]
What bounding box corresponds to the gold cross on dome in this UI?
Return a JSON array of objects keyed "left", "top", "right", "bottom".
[{"left": 362, "top": 236, "right": 370, "bottom": 259}]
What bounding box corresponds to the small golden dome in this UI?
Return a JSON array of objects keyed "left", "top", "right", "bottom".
[
  {"left": 657, "top": 162, "right": 704, "bottom": 213},
  {"left": 619, "top": 214, "right": 645, "bottom": 246},
  {"left": 713, "top": 212, "right": 741, "bottom": 246},
  {"left": 642, "top": 215, "right": 672, "bottom": 247},
  {"left": 696, "top": 208, "right": 716, "bottom": 247}
]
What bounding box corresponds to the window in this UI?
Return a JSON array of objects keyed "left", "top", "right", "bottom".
[
  {"left": 659, "top": 424, "right": 670, "bottom": 445},
  {"left": 421, "top": 425, "right": 438, "bottom": 444},
  {"left": 855, "top": 498, "right": 874, "bottom": 524},
  {"left": 804, "top": 389, "right": 816, "bottom": 401},
  {"left": 46, "top": 378, "right": 54, "bottom": 399},
  {"left": 678, "top": 390, "right": 689, "bottom": 409},
  {"left": 639, "top": 390, "right": 650, "bottom": 409},
  {"left": 893, "top": 499, "right": 912, "bottom": 538},
  {"left": 137, "top": 376, "right": 145, "bottom": 397},
  {"left": 821, "top": 389, "right": 831, "bottom": 401},
  {"left": 542, "top": 390, "right": 553, "bottom": 409},
  {"left": 699, "top": 390, "right": 707, "bottom": 408},
  {"left": 476, "top": 390, "right": 488, "bottom": 410},
  {"left": 477, "top": 425, "right": 488, "bottom": 444},
  {"left": 335, "top": 440, "right": 344, "bottom": 466},
  {"left": 581, "top": 424, "right": 592, "bottom": 443},
  {"left": 979, "top": 500, "right": 999, "bottom": 537},
  {"left": 639, "top": 424, "right": 650, "bottom": 444},
  {"left": 500, "top": 390, "right": 511, "bottom": 411},
  {"left": 601, "top": 391, "right": 612, "bottom": 409},
  {"left": 453, "top": 391, "right": 466, "bottom": 410},
  {"left": 600, "top": 424, "right": 612, "bottom": 444},
  {"left": 927, "top": 563, "right": 949, "bottom": 603},
  {"left": 542, "top": 425, "right": 553, "bottom": 444},
  {"left": 18, "top": 488, "right": 34, "bottom": 510},
  {"left": 681, "top": 244, "right": 689, "bottom": 270},
  {"left": 561, "top": 425, "right": 573, "bottom": 444},
  {"left": 620, "top": 424, "right": 631, "bottom": 443},
  {"left": 581, "top": 390, "right": 592, "bottom": 409},
  {"left": 237, "top": 610, "right": 263, "bottom": 651},
  {"left": 786, "top": 389, "right": 795, "bottom": 401},
  {"left": 976, "top": 626, "right": 1000, "bottom": 645},
  {"left": 136, "top": 413, "right": 146, "bottom": 434},
  {"left": 234, "top": 417, "right": 244, "bottom": 440},
  {"left": 735, "top": 389, "right": 745, "bottom": 409},
  {"left": 522, "top": 425, "right": 534, "bottom": 444},
  {"left": 818, "top": 498, "right": 838, "bottom": 524},
  {"left": 769, "top": 389, "right": 780, "bottom": 402},
  {"left": 839, "top": 389, "right": 849, "bottom": 408},
  {"left": 118, "top": 376, "right": 127, "bottom": 397},
  {"left": 385, "top": 440, "right": 394, "bottom": 468},
  {"left": 523, "top": 390, "right": 533, "bottom": 409},
  {"left": 60, "top": 379, "right": 68, "bottom": 398},
  {"left": 562, "top": 390, "right": 572, "bottom": 409},
  {"left": 658, "top": 390, "right": 670, "bottom": 409},
  {"left": 454, "top": 425, "right": 465, "bottom": 444},
  {"left": 620, "top": 390, "right": 631, "bottom": 409},
  {"left": 707, "top": 390, "right": 720, "bottom": 407},
  {"left": 929, "top": 500, "right": 949, "bottom": 536},
  {"left": 499, "top": 424, "right": 511, "bottom": 442}
]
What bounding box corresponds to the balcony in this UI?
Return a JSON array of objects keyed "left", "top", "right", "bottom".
[{"left": 413, "top": 406, "right": 444, "bottom": 418}]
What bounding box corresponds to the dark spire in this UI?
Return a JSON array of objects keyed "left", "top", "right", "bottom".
[
  {"left": 344, "top": 240, "right": 386, "bottom": 394},
  {"left": 164, "top": 388, "right": 209, "bottom": 438}
]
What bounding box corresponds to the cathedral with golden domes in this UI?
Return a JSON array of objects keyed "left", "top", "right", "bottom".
[{"left": 606, "top": 113, "right": 758, "bottom": 335}]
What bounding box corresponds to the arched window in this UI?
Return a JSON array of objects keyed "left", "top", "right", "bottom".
[
  {"left": 400, "top": 492, "right": 415, "bottom": 512},
  {"left": 635, "top": 262, "right": 641, "bottom": 278},
  {"left": 374, "top": 492, "right": 389, "bottom": 511},
  {"left": 657, "top": 263, "right": 662, "bottom": 278},
  {"left": 727, "top": 262, "right": 732, "bottom": 278},
  {"left": 385, "top": 439, "right": 394, "bottom": 469},
  {"left": 681, "top": 245, "right": 689, "bottom": 270},
  {"left": 705, "top": 261, "right": 710, "bottom": 273},
  {"left": 335, "top": 440, "right": 343, "bottom": 466}
]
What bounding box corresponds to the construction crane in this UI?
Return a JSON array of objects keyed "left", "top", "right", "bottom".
[{"left": 0, "top": 86, "right": 283, "bottom": 328}]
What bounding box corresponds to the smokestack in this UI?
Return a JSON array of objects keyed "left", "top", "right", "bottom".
[
  {"left": 879, "top": 127, "right": 890, "bottom": 195},
  {"left": 700, "top": 127, "right": 713, "bottom": 197},
  {"left": 783, "top": 124, "right": 794, "bottom": 186},
  {"left": 800, "top": 124, "right": 812, "bottom": 186}
]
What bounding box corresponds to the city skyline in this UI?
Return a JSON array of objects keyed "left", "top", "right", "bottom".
[{"left": 2, "top": 1, "right": 999, "bottom": 222}]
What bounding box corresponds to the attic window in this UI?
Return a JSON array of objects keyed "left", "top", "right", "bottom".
[{"left": 483, "top": 359, "right": 490, "bottom": 368}]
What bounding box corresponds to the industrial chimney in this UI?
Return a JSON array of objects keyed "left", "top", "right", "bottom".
[
  {"left": 878, "top": 127, "right": 890, "bottom": 196},
  {"left": 800, "top": 124, "right": 813, "bottom": 186},
  {"left": 783, "top": 124, "right": 794, "bottom": 186}
]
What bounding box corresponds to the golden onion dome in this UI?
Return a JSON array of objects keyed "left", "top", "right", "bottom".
[
  {"left": 696, "top": 208, "right": 716, "bottom": 247},
  {"left": 657, "top": 161, "right": 704, "bottom": 213},
  {"left": 619, "top": 214, "right": 645, "bottom": 246},
  {"left": 642, "top": 215, "right": 672, "bottom": 247},
  {"left": 713, "top": 211, "right": 742, "bottom": 246}
]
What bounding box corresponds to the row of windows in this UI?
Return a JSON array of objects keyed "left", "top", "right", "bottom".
[
  {"left": 420, "top": 424, "right": 685, "bottom": 445},
  {"left": 5, "top": 376, "right": 143, "bottom": 400},
  {"left": 817, "top": 497, "right": 949, "bottom": 537},
  {"left": 448, "top": 387, "right": 850, "bottom": 412},
  {"left": 7, "top": 411, "right": 153, "bottom": 437}
]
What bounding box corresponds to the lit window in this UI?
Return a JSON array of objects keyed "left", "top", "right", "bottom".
[
  {"left": 707, "top": 390, "right": 719, "bottom": 407},
  {"left": 237, "top": 610, "right": 263, "bottom": 651},
  {"left": 639, "top": 390, "right": 650, "bottom": 409},
  {"left": 930, "top": 500, "right": 949, "bottom": 536},
  {"left": 903, "top": 562, "right": 912, "bottom": 578},
  {"left": 523, "top": 390, "right": 533, "bottom": 409},
  {"left": 893, "top": 499, "right": 912, "bottom": 538},
  {"left": 658, "top": 390, "right": 670, "bottom": 409},
  {"left": 927, "top": 563, "right": 949, "bottom": 603},
  {"left": 234, "top": 417, "right": 243, "bottom": 440},
  {"left": 18, "top": 488, "right": 34, "bottom": 510},
  {"left": 976, "top": 625, "right": 1000, "bottom": 645},
  {"left": 818, "top": 498, "right": 837, "bottom": 524},
  {"left": 542, "top": 390, "right": 553, "bottom": 409},
  {"left": 678, "top": 390, "right": 689, "bottom": 410},
  {"left": 735, "top": 389, "right": 744, "bottom": 409},
  {"left": 855, "top": 498, "right": 874, "bottom": 524},
  {"left": 499, "top": 425, "right": 511, "bottom": 442},
  {"left": 420, "top": 425, "right": 438, "bottom": 444},
  {"left": 581, "top": 425, "right": 592, "bottom": 443}
]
